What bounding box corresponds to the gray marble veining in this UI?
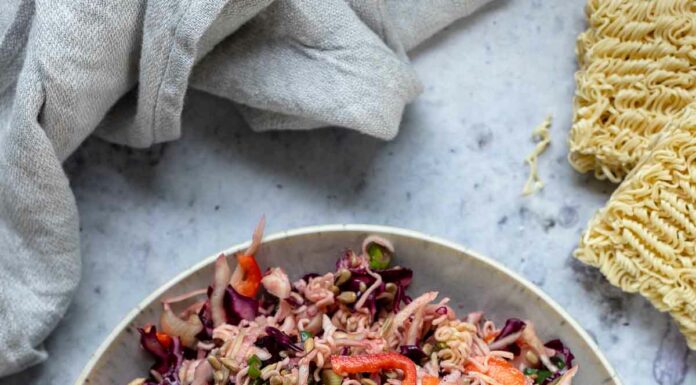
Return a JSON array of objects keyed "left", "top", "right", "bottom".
[{"left": 2, "top": 1, "right": 693, "bottom": 384}]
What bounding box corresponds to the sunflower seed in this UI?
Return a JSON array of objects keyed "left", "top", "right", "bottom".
[
  {"left": 337, "top": 291, "right": 357, "bottom": 304},
  {"left": 207, "top": 355, "right": 222, "bottom": 370},
  {"left": 304, "top": 338, "right": 315, "bottom": 352},
  {"left": 334, "top": 269, "right": 352, "bottom": 286}
]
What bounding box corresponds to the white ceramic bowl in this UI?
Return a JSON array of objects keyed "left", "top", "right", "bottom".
[{"left": 74, "top": 225, "right": 622, "bottom": 385}]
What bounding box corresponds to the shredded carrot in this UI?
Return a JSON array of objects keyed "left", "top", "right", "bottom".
[
  {"left": 331, "top": 353, "right": 417, "bottom": 385},
  {"left": 465, "top": 357, "right": 525, "bottom": 385},
  {"left": 484, "top": 331, "right": 498, "bottom": 343}
]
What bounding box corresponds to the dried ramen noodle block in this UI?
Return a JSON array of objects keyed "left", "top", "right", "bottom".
[
  {"left": 569, "top": 0, "right": 696, "bottom": 182},
  {"left": 575, "top": 107, "right": 696, "bottom": 348}
]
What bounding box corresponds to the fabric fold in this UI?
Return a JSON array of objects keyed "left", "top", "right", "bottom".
[
  {"left": 189, "top": 0, "right": 423, "bottom": 139},
  {"left": 0, "top": 0, "right": 492, "bottom": 376}
]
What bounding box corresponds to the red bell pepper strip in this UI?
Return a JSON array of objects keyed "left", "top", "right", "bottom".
[
  {"left": 232, "top": 253, "right": 262, "bottom": 297},
  {"left": 156, "top": 331, "right": 173, "bottom": 349},
  {"left": 331, "top": 353, "right": 417, "bottom": 385},
  {"left": 142, "top": 324, "right": 173, "bottom": 350},
  {"left": 465, "top": 357, "right": 525, "bottom": 385},
  {"left": 231, "top": 217, "right": 265, "bottom": 297}
]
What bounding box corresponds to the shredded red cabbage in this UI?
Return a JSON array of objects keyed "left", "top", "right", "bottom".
[
  {"left": 335, "top": 268, "right": 378, "bottom": 315},
  {"left": 285, "top": 292, "right": 303, "bottom": 307},
  {"left": 347, "top": 272, "right": 376, "bottom": 292},
  {"left": 493, "top": 318, "right": 526, "bottom": 342},
  {"left": 255, "top": 326, "right": 302, "bottom": 363},
  {"left": 254, "top": 335, "right": 281, "bottom": 363},
  {"left": 196, "top": 300, "right": 213, "bottom": 340},
  {"left": 535, "top": 339, "right": 575, "bottom": 385},
  {"left": 334, "top": 266, "right": 414, "bottom": 316},
  {"left": 138, "top": 327, "right": 183, "bottom": 384},
  {"left": 196, "top": 286, "right": 258, "bottom": 335},
  {"left": 391, "top": 286, "right": 409, "bottom": 311},
  {"left": 267, "top": 326, "right": 302, "bottom": 351},
  {"left": 544, "top": 339, "right": 575, "bottom": 368},
  {"left": 139, "top": 327, "right": 169, "bottom": 373},
  {"left": 379, "top": 267, "right": 413, "bottom": 311},
  {"left": 336, "top": 266, "right": 414, "bottom": 315},
  {"left": 361, "top": 283, "right": 382, "bottom": 316},
  {"left": 377, "top": 267, "right": 413, "bottom": 287},
  {"left": 224, "top": 286, "right": 259, "bottom": 324},
  {"left": 259, "top": 292, "right": 279, "bottom": 310},
  {"left": 399, "top": 345, "right": 427, "bottom": 364},
  {"left": 493, "top": 318, "right": 526, "bottom": 356}
]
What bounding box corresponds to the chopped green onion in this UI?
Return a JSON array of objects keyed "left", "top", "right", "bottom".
[
  {"left": 248, "top": 354, "right": 262, "bottom": 367},
  {"left": 550, "top": 356, "right": 566, "bottom": 369},
  {"left": 523, "top": 368, "right": 538, "bottom": 376},
  {"left": 367, "top": 244, "right": 391, "bottom": 270},
  {"left": 534, "top": 370, "right": 552, "bottom": 384},
  {"left": 248, "top": 365, "right": 261, "bottom": 379},
  {"left": 300, "top": 331, "right": 314, "bottom": 342},
  {"left": 248, "top": 354, "right": 262, "bottom": 379}
]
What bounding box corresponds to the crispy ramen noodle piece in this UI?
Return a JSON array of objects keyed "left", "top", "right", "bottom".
[
  {"left": 569, "top": 0, "right": 696, "bottom": 183},
  {"left": 575, "top": 107, "right": 696, "bottom": 348},
  {"left": 433, "top": 319, "right": 477, "bottom": 372},
  {"left": 523, "top": 115, "right": 552, "bottom": 196}
]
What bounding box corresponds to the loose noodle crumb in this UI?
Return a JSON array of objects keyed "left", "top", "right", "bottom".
[{"left": 522, "top": 115, "right": 552, "bottom": 196}]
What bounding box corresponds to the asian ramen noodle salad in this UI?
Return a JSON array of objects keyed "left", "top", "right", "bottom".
[{"left": 129, "top": 220, "right": 578, "bottom": 385}]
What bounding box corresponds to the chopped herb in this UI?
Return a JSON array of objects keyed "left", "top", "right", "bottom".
[
  {"left": 248, "top": 354, "right": 262, "bottom": 367},
  {"left": 248, "top": 365, "right": 261, "bottom": 379},
  {"left": 434, "top": 341, "right": 448, "bottom": 351},
  {"left": 534, "top": 370, "right": 552, "bottom": 384},
  {"left": 248, "top": 354, "right": 262, "bottom": 379},
  {"left": 367, "top": 244, "right": 391, "bottom": 270},
  {"left": 523, "top": 368, "right": 538, "bottom": 376},
  {"left": 300, "top": 331, "right": 314, "bottom": 342},
  {"left": 550, "top": 356, "right": 566, "bottom": 369}
]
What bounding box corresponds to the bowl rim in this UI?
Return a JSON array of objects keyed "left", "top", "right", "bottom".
[{"left": 73, "top": 224, "right": 622, "bottom": 385}]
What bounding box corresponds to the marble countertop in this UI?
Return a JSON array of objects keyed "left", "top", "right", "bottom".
[{"left": 3, "top": 1, "right": 694, "bottom": 385}]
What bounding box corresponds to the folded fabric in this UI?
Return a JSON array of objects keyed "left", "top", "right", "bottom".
[
  {"left": 569, "top": 0, "right": 696, "bottom": 183},
  {"left": 575, "top": 106, "right": 696, "bottom": 349},
  {"left": 0, "top": 0, "right": 492, "bottom": 377}
]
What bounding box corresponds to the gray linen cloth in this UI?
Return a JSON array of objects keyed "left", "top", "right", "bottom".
[{"left": 0, "top": 0, "right": 491, "bottom": 376}]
